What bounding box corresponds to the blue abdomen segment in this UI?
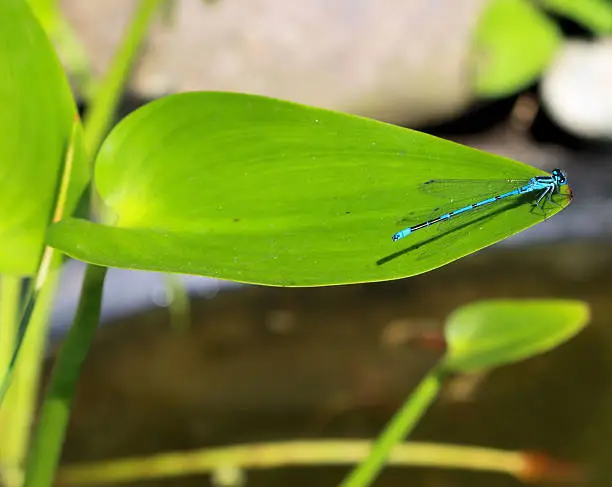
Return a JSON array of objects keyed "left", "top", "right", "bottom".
[{"left": 392, "top": 229, "right": 411, "bottom": 241}]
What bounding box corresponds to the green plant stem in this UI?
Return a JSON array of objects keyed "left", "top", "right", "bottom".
[
  {"left": 82, "top": 0, "right": 162, "bottom": 157},
  {"left": 338, "top": 365, "right": 446, "bottom": 487},
  {"left": 23, "top": 264, "right": 108, "bottom": 487},
  {"left": 0, "top": 257, "right": 61, "bottom": 487},
  {"left": 0, "top": 275, "right": 21, "bottom": 375},
  {"left": 164, "top": 274, "right": 190, "bottom": 333},
  {"left": 57, "top": 440, "right": 531, "bottom": 487},
  {"left": 0, "top": 274, "right": 23, "bottom": 487}
]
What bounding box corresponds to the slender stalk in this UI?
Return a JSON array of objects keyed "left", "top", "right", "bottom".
[
  {"left": 164, "top": 274, "right": 190, "bottom": 333},
  {"left": 0, "top": 275, "right": 21, "bottom": 376},
  {"left": 56, "top": 440, "right": 530, "bottom": 487},
  {"left": 338, "top": 366, "right": 446, "bottom": 487},
  {"left": 23, "top": 264, "right": 108, "bottom": 487},
  {"left": 0, "top": 274, "right": 23, "bottom": 487},
  {"left": 0, "top": 259, "right": 61, "bottom": 487},
  {"left": 82, "top": 0, "right": 162, "bottom": 157}
]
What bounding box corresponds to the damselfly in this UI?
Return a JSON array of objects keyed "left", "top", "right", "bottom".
[{"left": 392, "top": 168, "right": 570, "bottom": 242}]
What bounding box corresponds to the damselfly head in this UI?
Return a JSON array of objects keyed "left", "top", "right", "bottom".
[{"left": 551, "top": 168, "right": 567, "bottom": 185}]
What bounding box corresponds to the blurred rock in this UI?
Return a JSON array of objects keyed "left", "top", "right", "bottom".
[
  {"left": 60, "top": 0, "right": 489, "bottom": 125},
  {"left": 541, "top": 38, "right": 612, "bottom": 140}
]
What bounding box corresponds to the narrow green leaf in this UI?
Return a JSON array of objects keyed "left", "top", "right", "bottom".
[
  {"left": 443, "top": 299, "right": 590, "bottom": 373},
  {"left": 0, "top": 0, "right": 88, "bottom": 276},
  {"left": 472, "top": 0, "right": 562, "bottom": 97},
  {"left": 48, "top": 92, "right": 571, "bottom": 286},
  {"left": 23, "top": 264, "right": 107, "bottom": 487}
]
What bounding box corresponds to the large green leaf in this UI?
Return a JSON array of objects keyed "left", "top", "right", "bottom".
[
  {"left": 0, "top": 0, "right": 88, "bottom": 276},
  {"left": 47, "top": 92, "right": 571, "bottom": 286},
  {"left": 443, "top": 299, "right": 590, "bottom": 373}
]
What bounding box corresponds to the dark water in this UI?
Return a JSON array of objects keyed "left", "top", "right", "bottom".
[{"left": 51, "top": 238, "right": 612, "bottom": 487}]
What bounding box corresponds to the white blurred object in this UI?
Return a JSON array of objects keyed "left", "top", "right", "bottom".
[{"left": 541, "top": 38, "right": 612, "bottom": 140}]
